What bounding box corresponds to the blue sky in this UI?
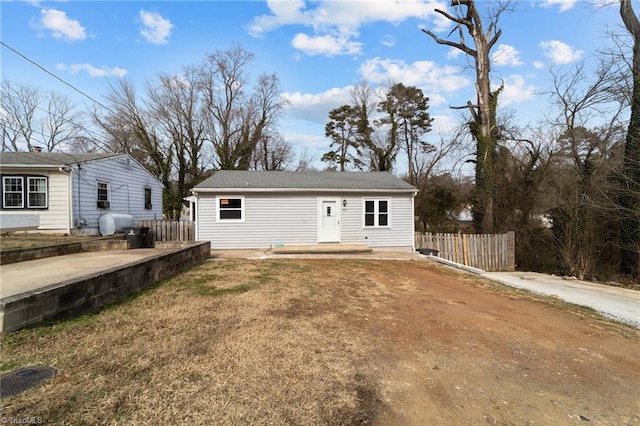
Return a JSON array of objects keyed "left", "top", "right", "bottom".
[{"left": 0, "top": 0, "right": 624, "bottom": 171}]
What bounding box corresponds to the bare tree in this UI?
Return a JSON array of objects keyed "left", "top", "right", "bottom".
[
  {"left": 93, "top": 78, "right": 175, "bottom": 217},
  {"left": 544, "top": 61, "right": 627, "bottom": 279},
  {"left": 1, "top": 80, "right": 81, "bottom": 152},
  {"left": 423, "top": 0, "right": 512, "bottom": 233},
  {"left": 145, "top": 67, "right": 210, "bottom": 218},
  {"left": 619, "top": 0, "right": 640, "bottom": 277},
  {"left": 199, "top": 45, "right": 287, "bottom": 170},
  {"left": 251, "top": 134, "right": 294, "bottom": 171}
]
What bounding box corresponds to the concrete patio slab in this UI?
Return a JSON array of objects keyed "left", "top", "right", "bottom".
[{"left": 0, "top": 249, "right": 170, "bottom": 299}]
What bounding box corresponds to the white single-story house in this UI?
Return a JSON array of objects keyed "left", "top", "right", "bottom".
[
  {"left": 191, "top": 170, "right": 418, "bottom": 251},
  {"left": 0, "top": 152, "right": 163, "bottom": 235}
]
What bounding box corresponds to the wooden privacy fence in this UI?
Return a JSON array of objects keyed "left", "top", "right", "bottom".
[
  {"left": 415, "top": 231, "right": 515, "bottom": 272},
  {"left": 137, "top": 220, "right": 195, "bottom": 242}
]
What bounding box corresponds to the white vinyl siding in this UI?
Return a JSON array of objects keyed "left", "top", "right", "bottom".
[
  {"left": 0, "top": 170, "right": 69, "bottom": 231},
  {"left": 341, "top": 193, "right": 413, "bottom": 249},
  {"left": 197, "top": 191, "right": 414, "bottom": 250},
  {"left": 71, "top": 155, "right": 163, "bottom": 234}
]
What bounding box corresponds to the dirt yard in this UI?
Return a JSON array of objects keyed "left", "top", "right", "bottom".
[{"left": 1, "top": 259, "right": 638, "bottom": 425}]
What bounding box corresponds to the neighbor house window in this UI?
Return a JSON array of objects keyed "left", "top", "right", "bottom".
[
  {"left": 363, "top": 199, "right": 390, "bottom": 228},
  {"left": 3, "top": 176, "right": 24, "bottom": 208},
  {"left": 97, "top": 180, "right": 110, "bottom": 208},
  {"left": 27, "top": 177, "right": 48, "bottom": 208},
  {"left": 217, "top": 196, "right": 244, "bottom": 222},
  {"left": 144, "top": 188, "right": 152, "bottom": 210},
  {"left": 1, "top": 176, "right": 49, "bottom": 210}
]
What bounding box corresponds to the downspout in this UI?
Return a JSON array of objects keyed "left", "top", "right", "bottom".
[
  {"left": 58, "top": 166, "right": 72, "bottom": 235},
  {"left": 411, "top": 191, "right": 416, "bottom": 252},
  {"left": 76, "top": 164, "right": 82, "bottom": 230},
  {"left": 194, "top": 192, "right": 199, "bottom": 241}
]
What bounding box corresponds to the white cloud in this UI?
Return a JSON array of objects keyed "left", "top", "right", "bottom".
[
  {"left": 250, "top": 0, "right": 448, "bottom": 35},
  {"left": 492, "top": 44, "right": 523, "bottom": 67},
  {"left": 359, "top": 57, "right": 471, "bottom": 92},
  {"left": 139, "top": 10, "right": 173, "bottom": 45},
  {"left": 540, "top": 0, "right": 577, "bottom": 12},
  {"left": 36, "top": 8, "right": 86, "bottom": 42},
  {"left": 381, "top": 35, "right": 396, "bottom": 48},
  {"left": 533, "top": 61, "right": 545, "bottom": 69},
  {"left": 283, "top": 132, "right": 329, "bottom": 152},
  {"left": 446, "top": 48, "right": 463, "bottom": 59},
  {"left": 56, "top": 63, "right": 128, "bottom": 78},
  {"left": 432, "top": 114, "right": 457, "bottom": 135},
  {"left": 291, "top": 32, "right": 362, "bottom": 56},
  {"left": 248, "top": 0, "right": 449, "bottom": 56},
  {"left": 539, "top": 40, "right": 583, "bottom": 64},
  {"left": 496, "top": 75, "right": 537, "bottom": 106},
  {"left": 283, "top": 87, "right": 352, "bottom": 124}
]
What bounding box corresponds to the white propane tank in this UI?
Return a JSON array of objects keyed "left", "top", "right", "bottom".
[{"left": 98, "top": 213, "right": 135, "bottom": 235}]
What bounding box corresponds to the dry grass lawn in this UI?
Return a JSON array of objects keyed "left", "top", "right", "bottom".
[
  {"left": 1, "top": 258, "right": 638, "bottom": 425},
  {"left": 0, "top": 233, "right": 94, "bottom": 250},
  {"left": 1, "top": 259, "right": 386, "bottom": 425}
]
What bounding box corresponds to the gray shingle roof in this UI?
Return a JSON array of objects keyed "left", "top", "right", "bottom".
[
  {"left": 0, "top": 152, "right": 121, "bottom": 167},
  {"left": 193, "top": 170, "right": 416, "bottom": 192}
]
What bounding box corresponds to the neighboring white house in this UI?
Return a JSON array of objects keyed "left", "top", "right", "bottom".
[
  {"left": 0, "top": 152, "right": 163, "bottom": 235},
  {"left": 191, "top": 170, "right": 418, "bottom": 251}
]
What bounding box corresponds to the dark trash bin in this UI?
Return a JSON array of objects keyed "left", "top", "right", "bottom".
[
  {"left": 123, "top": 227, "right": 152, "bottom": 249},
  {"left": 418, "top": 248, "right": 439, "bottom": 256}
]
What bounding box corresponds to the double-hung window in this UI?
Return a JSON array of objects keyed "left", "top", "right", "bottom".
[
  {"left": 3, "top": 177, "right": 24, "bottom": 208},
  {"left": 27, "top": 177, "right": 48, "bottom": 208},
  {"left": 2, "top": 175, "right": 48, "bottom": 209},
  {"left": 97, "top": 181, "right": 110, "bottom": 208},
  {"left": 363, "top": 198, "right": 390, "bottom": 228},
  {"left": 217, "top": 196, "right": 244, "bottom": 222}
]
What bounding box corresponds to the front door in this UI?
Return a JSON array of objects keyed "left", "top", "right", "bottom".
[{"left": 318, "top": 198, "right": 340, "bottom": 243}]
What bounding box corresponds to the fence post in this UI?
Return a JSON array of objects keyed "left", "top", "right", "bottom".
[{"left": 507, "top": 231, "right": 516, "bottom": 271}]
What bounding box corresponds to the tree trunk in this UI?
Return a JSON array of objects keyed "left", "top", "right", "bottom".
[
  {"left": 423, "top": 0, "right": 504, "bottom": 233},
  {"left": 619, "top": 0, "right": 640, "bottom": 277}
]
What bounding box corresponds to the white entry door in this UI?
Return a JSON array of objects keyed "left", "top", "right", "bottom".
[{"left": 318, "top": 198, "right": 340, "bottom": 243}]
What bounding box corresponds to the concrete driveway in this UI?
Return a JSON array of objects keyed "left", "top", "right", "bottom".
[{"left": 483, "top": 271, "right": 640, "bottom": 328}]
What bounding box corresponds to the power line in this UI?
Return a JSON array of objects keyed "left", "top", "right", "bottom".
[{"left": 1, "top": 41, "right": 116, "bottom": 116}]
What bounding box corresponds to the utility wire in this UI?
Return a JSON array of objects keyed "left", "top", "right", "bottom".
[{"left": 1, "top": 41, "right": 117, "bottom": 116}]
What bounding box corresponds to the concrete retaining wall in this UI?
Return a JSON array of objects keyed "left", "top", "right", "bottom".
[{"left": 0, "top": 241, "right": 210, "bottom": 332}]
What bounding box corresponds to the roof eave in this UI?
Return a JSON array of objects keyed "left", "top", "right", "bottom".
[
  {"left": 0, "top": 164, "right": 64, "bottom": 169},
  {"left": 192, "top": 187, "right": 417, "bottom": 194}
]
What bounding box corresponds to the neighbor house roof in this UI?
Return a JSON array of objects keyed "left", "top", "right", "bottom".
[
  {"left": 193, "top": 170, "right": 416, "bottom": 193},
  {"left": 0, "top": 152, "right": 121, "bottom": 168}
]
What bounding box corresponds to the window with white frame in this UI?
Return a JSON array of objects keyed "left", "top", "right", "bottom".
[
  {"left": 27, "top": 177, "right": 48, "bottom": 208},
  {"left": 1, "top": 176, "right": 49, "bottom": 209},
  {"left": 217, "top": 196, "right": 244, "bottom": 222},
  {"left": 363, "top": 198, "right": 390, "bottom": 227},
  {"left": 3, "top": 176, "right": 24, "bottom": 208},
  {"left": 97, "top": 181, "right": 110, "bottom": 208}
]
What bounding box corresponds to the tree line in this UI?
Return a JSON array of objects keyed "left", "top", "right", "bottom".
[{"left": 1, "top": 1, "right": 638, "bottom": 281}]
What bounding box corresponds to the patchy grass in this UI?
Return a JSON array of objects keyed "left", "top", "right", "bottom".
[
  {"left": 0, "top": 259, "right": 385, "bottom": 425},
  {"left": 2, "top": 258, "right": 637, "bottom": 425}
]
